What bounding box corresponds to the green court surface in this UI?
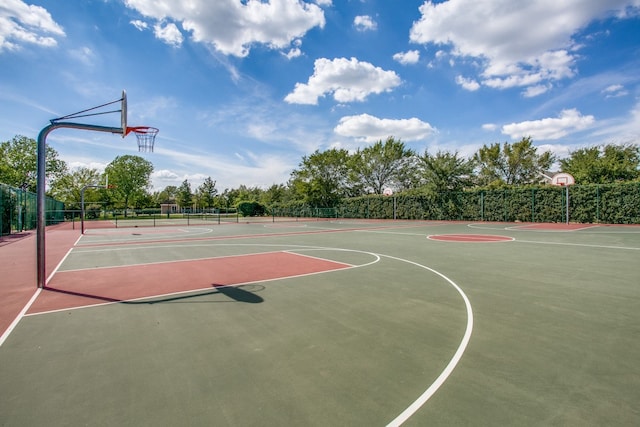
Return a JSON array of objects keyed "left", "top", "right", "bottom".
[{"left": 1, "top": 220, "right": 639, "bottom": 426}]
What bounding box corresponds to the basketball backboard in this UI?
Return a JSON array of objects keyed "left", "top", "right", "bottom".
[
  {"left": 121, "top": 90, "right": 127, "bottom": 138},
  {"left": 551, "top": 172, "right": 575, "bottom": 186}
]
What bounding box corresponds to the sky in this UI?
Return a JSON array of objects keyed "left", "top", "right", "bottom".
[{"left": 1, "top": 0, "right": 639, "bottom": 192}]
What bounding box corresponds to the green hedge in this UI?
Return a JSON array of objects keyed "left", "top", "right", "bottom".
[
  {"left": 336, "top": 182, "right": 640, "bottom": 224},
  {"left": 237, "top": 201, "right": 266, "bottom": 217}
]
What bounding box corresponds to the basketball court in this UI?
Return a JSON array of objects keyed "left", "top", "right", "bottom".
[
  {"left": 3, "top": 92, "right": 639, "bottom": 425},
  {"left": 1, "top": 219, "right": 639, "bottom": 425}
]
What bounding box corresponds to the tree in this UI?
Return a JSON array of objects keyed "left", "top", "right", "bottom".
[
  {"left": 351, "top": 137, "right": 416, "bottom": 194},
  {"left": 153, "top": 186, "right": 178, "bottom": 205},
  {"left": 289, "top": 148, "right": 353, "bottom": 207},
  {"left": 197, "top": 177, "right": 217, "bottom": 210},
  {"left": 559, "top": 143, "right": 640, "bottom": 184},
  {"left": 236, "top": 185, "right": 264, "bottom": 202},
  {"left": 104, "top": 155, "right": 153, "bottom": 216},
  {"left": 49, "top": 167, "right": 102, "bottom": 210},
  {"left": 176, "top": 179, "right": 193, "bottom": 211},
  {"left": 133, "top": 192, "right": 154, "bottom": 210},
  {"left": 475, "top": 137, "right": 555, "bottom": 186},
  {"left": 237, "top": 201, "right": 266, "bottom": 217},
  {"left": 419, "top": 150, "right": 476, "bottom": 192},
  {"left": 219, "top": 189, "right": 235, "bottom": 212},
  {"left": 260, "top": 184, "right": 290, "bottom": 207},
  {"left": 0, "top": 135, "right": 68, "bottom": 192}
]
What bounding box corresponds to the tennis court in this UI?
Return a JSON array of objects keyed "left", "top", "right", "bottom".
[{"left": 1, "top": 219, "right": 639, "bottom": 425}]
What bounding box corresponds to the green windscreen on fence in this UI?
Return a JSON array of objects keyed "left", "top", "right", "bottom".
[{"left": 0, "top": 183, "right": 64, "bottom": 236}]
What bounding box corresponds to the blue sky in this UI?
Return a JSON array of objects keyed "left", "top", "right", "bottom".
[{"left": 1, "top": 0, "right": 639, "bottom": 192}]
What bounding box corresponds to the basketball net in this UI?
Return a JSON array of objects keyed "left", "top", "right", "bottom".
[{"left": 126, "top": 126, "right": 158, "bottom": 152}]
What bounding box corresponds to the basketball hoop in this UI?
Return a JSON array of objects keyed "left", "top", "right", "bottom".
[
  {"left": 551, "top": 172, "right": 575, "bottom": 187},
  {"left": 126, "top": 126, "right": 158, "bottom": 152},
  {"left": 550, "top": 172, "right": 575, "bottom": 225}
]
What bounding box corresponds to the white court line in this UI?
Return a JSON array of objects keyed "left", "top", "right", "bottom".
[
  {"left": 354, "top": 229, "right": 428, "bottom": 237},
  {"left": 26, "top": 248, "right": 378, "bottom": 317},
  {"left": 468, "top": 222, "right": 640, "bottom": 234},
  {"left": 383, "top": 254, "right": 473, "bottom": 427},
  {"left": 515, "top": 239, "right": 640, "bottom": 251},
  {"left": 55, "top": 249, "right": 290, "bottom": 273},
  {"left": 506, "top": 224, "right": 601, "bottom": 232},
  {"left": 79, "top": 227, "right": 214, "bottom": 243},
  {"left": 0, "top": 288, "right": 41, "bottom": 347},
  {"left": 22, "top": 242, "right": 474, "bottom": 425},
  {"left": 0, "top": 243, "right": 77, "bottom": 347},
  {"left": 284, "top": 250, "right": 356, "bottom": 268},
  {"left": 288, "top": 248, "right": 381, "bottom": 269}
]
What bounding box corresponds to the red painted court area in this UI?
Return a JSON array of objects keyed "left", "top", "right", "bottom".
[
  {"left": 29, "top": 252, "right": 350, "bottom": 314},
  {"left": 428, "top": 234, "right": 514, "bottom": 242}
]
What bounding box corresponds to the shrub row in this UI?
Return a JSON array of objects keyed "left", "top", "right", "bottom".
[{"left": 337, "top": 182, "right": 640, "bottom": 224}]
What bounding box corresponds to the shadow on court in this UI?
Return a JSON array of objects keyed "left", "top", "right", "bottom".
[
  {"left": 212, "top": 283, "right": 264, "bottom": 304},
  {"left": 42, "top": 283, "right": 264, "bottom": 306}
]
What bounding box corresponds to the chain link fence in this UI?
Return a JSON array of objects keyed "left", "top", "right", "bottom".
[
  {"left": 3, "top": 182, "right": 638, "bottom": 236},
  {"left": 272, "top": 183, "right": 640, "bottom": 224},
  {"left": 0, "top": 183, "right": 64, "bottom": 237}
]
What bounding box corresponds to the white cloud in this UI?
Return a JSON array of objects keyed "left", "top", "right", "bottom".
[
  {"left": 151, "top": 146, "right": 296, "bottom": 190},
  {"left": 153, "top": 22, "right": 183, "bottom": 47},
  {"left": 354, "top": 15, "right": 377, "bottom": 31},
  {"left": 130, "top": 19, "right": 148, "bottom": 31},
  {"left": 284, "top": 47, "right": 302, "bottom": 59},
  {"left": 393, "top": 50, "right": 420, "bottom": 65},
  {"left": 124, "top": 0, "right": 325, "bottom": 57},
  {"left": 315, "top": 0, "right": 333, "bottom": 6},
  {"left": 409, "top": 0, "right": 640, "bottom": 95},
  {"left": 501, "top": 108, "right": 595, "bottom": 140},
  {"left": 130, "top": 95, "right": 177, "bottom": 122},
  {"left": 586, "top": 99, "right": 640, "bottom": 143},
  {"left": 284, "top": 57, "right": 401, "bottom": 105},
  {"left": 153, "top": 169, "right": 180, "bottom": 181},
  {"left": 482, "top": 50, "right": 575, "bottom": 93},
  {"left": 536, "top": 143, "right": 574, "bottom": 161},
  {"left": 68, "top": 160, "right": 108, "bottom": 173},
  {"left": 283, "top": 38, "right": 302, "bottom": 59},
  {"left": 69, "top": 46, "right": 97, "bottom": 66},
  {"left": 602, "top": 84, "right": 628, "bottom": 98},
  {"left": 482, "top": 123, "right": 498, "bottom": 131},
  {"left": 200, "top": 96, "right": 330, "bottom": 154},
  {"left": 455, "top": 75, "right": 480, "bottom": 91},
  {"left": 334, "top": 113, "right": 436, "bottom": 143},
  {"left": 523, "top": 84, "right": 551, "bottom": 98},
  {"left": 0, "top": 0, "right": 64, "bottom": 52}
]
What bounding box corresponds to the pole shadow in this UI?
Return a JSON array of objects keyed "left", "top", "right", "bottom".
[
  {"left": 212, "top": 284, "right": 264, "bottom": 304},
  {"left": 43, "top": 283, "right": 264, "bottom": 305}
]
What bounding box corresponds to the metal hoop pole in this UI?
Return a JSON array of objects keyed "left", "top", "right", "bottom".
[{"left": 37, "top": 122, "right": 123, "bottom": 288}]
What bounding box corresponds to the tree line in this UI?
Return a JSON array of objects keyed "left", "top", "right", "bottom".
[{"left": 1, "top": 134, "right": 638, "bottom": 213}]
